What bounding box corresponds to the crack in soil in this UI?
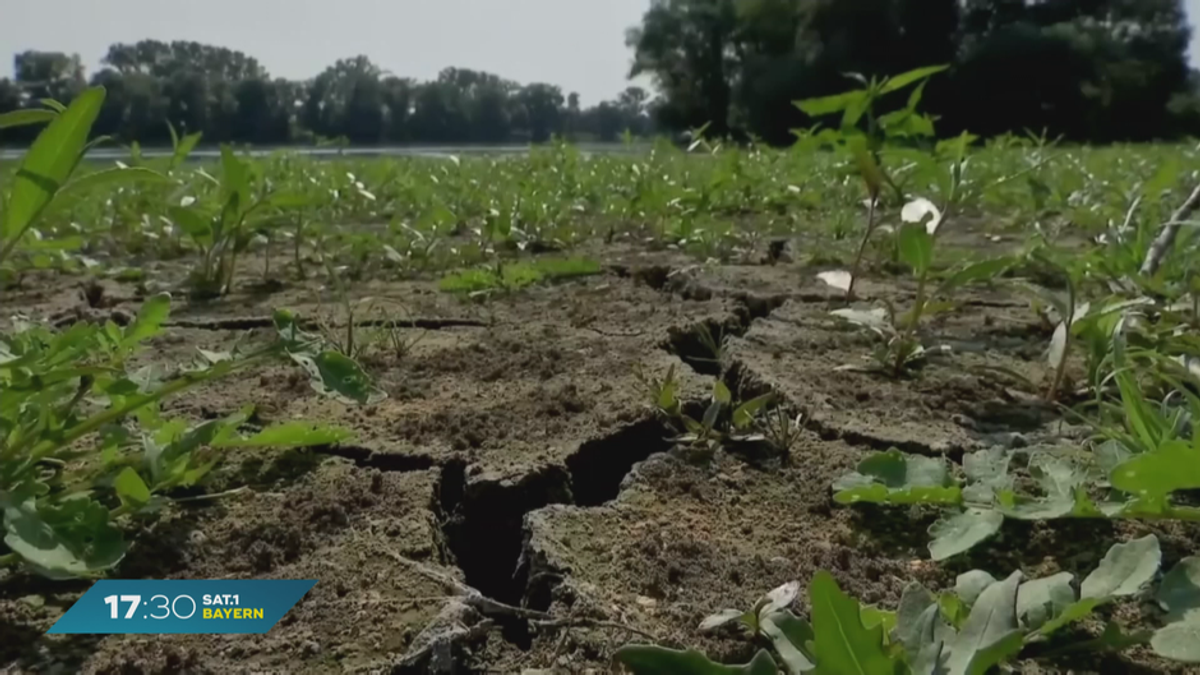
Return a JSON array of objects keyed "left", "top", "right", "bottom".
[
  {"left": 435, "top": 463, "right": 573, "bottom": 649},
  {"left": 424, "top": 415, "right": 674, "bottom": 651},
  {"left": 566, "top": 419, "right": 675, "bottom": 507},
  {"left": 662, "top": 295, "right": 789, "bottom": 376}
]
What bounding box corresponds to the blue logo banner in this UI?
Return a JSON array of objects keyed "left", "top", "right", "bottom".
[{"left": 47, "top": 579, "right": 317, "bottom": 634}]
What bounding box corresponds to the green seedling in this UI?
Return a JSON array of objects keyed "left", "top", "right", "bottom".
[
  {"left": 796, "top": 64, "right": 948, "bottom": 206},
  {"left": 635, "top": 363, "right": 682, "bottom": 419},
  {"left": 662, "top": 380, "right": 775, "bottom": 463},
  {"left": 618, "top": 537, "right": 1183, "bottom": 674},
  {"left": 0, "top": 298, "right": 369, "bottom": 579},
  {"left": 171, "top": 146, "right": 309, "bottom": 297},
  {"left": 438, "top": 257, "right": 601, "bottom": 295},
  {"left": 834, "top": 387, "right": 1200, "bottom": 559}
]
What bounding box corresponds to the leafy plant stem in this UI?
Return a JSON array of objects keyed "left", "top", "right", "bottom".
[
  {"left": 1047, "top": 275, "right": 1077, "bottom": 402},
  {"left": 847, "top": 197, "right": 877, "bottom": 301},
  {"left": 23, "top": 351, "right": 269, "bottom": 461}
]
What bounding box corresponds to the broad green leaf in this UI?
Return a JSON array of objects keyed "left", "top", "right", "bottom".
[
  {"left": 58, "top": 166, "right": 169, "bottom": 200},
  {"left": 713, "top": 380, "right": 732, "bottom": 406},
  {"left": 955, "top": 571, "right": 998, "bottom": 607},
  {"left": 809, "top": 571, "right": 896, "bottom": 675},
  {"left": 0, "top": 109, "right": 57, "bottom": 130},
  {"left": 4, "top": 87, "right": 105, "bottom": 241},
  {"left": 761, "top": 611, "right": 817, "bottom": 675},
  {"left": 144, "top": 415, "right": 243, "bottom": 486},
  {"left": 614, "top": 645, "right": 779, "bottom": 675},
  {"left": 1035, "top": 597, "right": 1103, "bottom": 636},
  {"left": 1152, "top": 619, "right": 1200, "bottom": 663},
  {"left": 1016, "top": 572, "right": 1075, "bottom": 630},
  {"left": 215, "top": 422, "right": 354, "bottom": 448},
  {"left": 834, "top": 483, "right": 961, "bottom": 506},
  {"left": 880, "top": 65, "right": 950, "bottom": 94},
  {"left": 733, "top": 393, "right": 773, "bottom": 430},
  {"left": 169, "top": 206, "right": 213, "bottom": 243},
  {"left": 944, "top": 571, "right": 1021, "bottom": 675},
  {"left": 796, "top": 91, "right": 868, "bottom": 117},
  {"left": 1111, "top": 441, "right": 1200, "bottom": 499},
  {"left": 113, "top": 467, "right": 151, "bottom": 506},
  {"left": 892, "top": 582, "right": 937, "bottom": 652},
  {"left": 898, "top": 222, "right": 933, "bottom": 275},
  {"left": 288, "top": 350, "right": 384, "bottom": 405},
  {"left": 859, "top": 606, "right": 896, "bottom": 637},
  {"left": 833, "top": 451, "right": 957, "bottom": 505},
  {"left": 2, "top": 494, "right": 126, "bottom": 579},
  {"left": 219, "top": 144, "right": 251, "bottom": 218},
  {"left": 122, "top": 293, "right": 172, "bottom": 347},
  {"left": 938, "top": 257, "right": 1015, "bottom": 294},
  {"left": 928, "top": 509, "right": 1004, "bottom": 561},
  {"left": 1081, "top": 534, "right": 1161, "bottom": 600},
  {"left": 849, "top": 139, "right": 885, "bottom": 197},
  {"left": 1158, "top": 557, "right": 1200, "bottom": 622},
  {"left": 172, "top": 131, "right": 203, "bottom": 169},
  {"left": 962, "top": 448, "right": 1013, "bottom": 504},
  {"left": 962, "top": 630, "right": 1023, "bottom": 675},
  {"left": 855, "top": 449, "right": 949, "bottom": 488}
]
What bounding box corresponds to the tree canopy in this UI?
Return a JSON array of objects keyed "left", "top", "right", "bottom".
[
  {"left": 4, "top": 2, "right": 1197, "bottom": 148},
  {"left": 629, "top": 0, "right": 1199, "bottom": 143},
  {"left": 0, "top": 41, "right": 654, "bottom": 146}
]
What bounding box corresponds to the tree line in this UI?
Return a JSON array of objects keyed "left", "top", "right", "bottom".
[
  {"left": 0, "top": 41, "right": 655, "bottom": 147},
  {"left": 628, "top": 0, "right": 1200, "bottom": 144}
]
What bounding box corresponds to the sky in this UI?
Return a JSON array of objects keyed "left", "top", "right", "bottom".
[{"left": 3, "top": 0, "right": 1200, "bottom": 105}]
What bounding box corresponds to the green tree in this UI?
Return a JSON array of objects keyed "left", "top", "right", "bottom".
[
  {"left": 518, "top": 83, "right": 565, "bottom": 142},
  {"left": 627, "top": 0, "right": 739, "bottom": 137}
]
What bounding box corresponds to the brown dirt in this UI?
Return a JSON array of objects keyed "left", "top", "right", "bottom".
[{"left": 1, "top": 244, "right": 1197, "bottom": 674}]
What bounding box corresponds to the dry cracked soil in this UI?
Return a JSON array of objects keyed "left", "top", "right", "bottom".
[{"left": 0, "top": 241, "right": 1197, "bottom": 674}]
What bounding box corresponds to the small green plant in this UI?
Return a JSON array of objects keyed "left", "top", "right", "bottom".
[
  {"left": 832, "top": 368, "right": 1200, "bottom": 559},
  {"left": 617, "top": 536, "right": 1195, "bottom": 673},
  {"left": 0, "top": 92, "right": 379, "bottom": 579},
  {"left": 171, "top": 146, "right": 308, "bottom": 297},
  {"left": 0, "top": 298, "right": 370, "bottom": 578},
  {"left": 438, "top": 257, "right": 601, "bottom": 295},
  {"left": 828, "top": 192, "right": 1017, "bottom": 376},
  {"left": 797, "top": 65, "right": 948, "bottom": 205}
]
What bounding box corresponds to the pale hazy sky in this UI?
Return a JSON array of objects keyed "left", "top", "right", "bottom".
[{"left": 3, "top": 0, "right": 1200, "bottom": 105}]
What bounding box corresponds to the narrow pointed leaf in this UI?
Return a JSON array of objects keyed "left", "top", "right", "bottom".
[{"left": 4, "top": 87, "right": 105, "bottom": 240}]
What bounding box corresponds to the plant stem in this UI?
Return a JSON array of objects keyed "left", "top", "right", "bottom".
[
  {"left": 0, "top": 553, "right": 18, "bottom": 568},
  {"left": 847, "top": 196, "right": 877, "bottom": 302},
  {"left": 1047, "top": 276, "right": 1076, "bottom": 402}
]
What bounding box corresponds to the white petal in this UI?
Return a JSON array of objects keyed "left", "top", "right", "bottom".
[
  {"left": 832, "top": 307, "right": 889, "bottom": 332},
  {"left": 1048, "top": 322, "right": 1067, "bottom": 368},
  {"left": 1070, "top": 302, "right": 1091, "bottom": 325},
  {"left": 902, "top": 197, "right": 944, "bottom": 234},
  {"left": 179, "top": 195, "right": 196, "bottom": 207},
  {"left": 817, "top": 270, "right": 854, "bottom": 292}
]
